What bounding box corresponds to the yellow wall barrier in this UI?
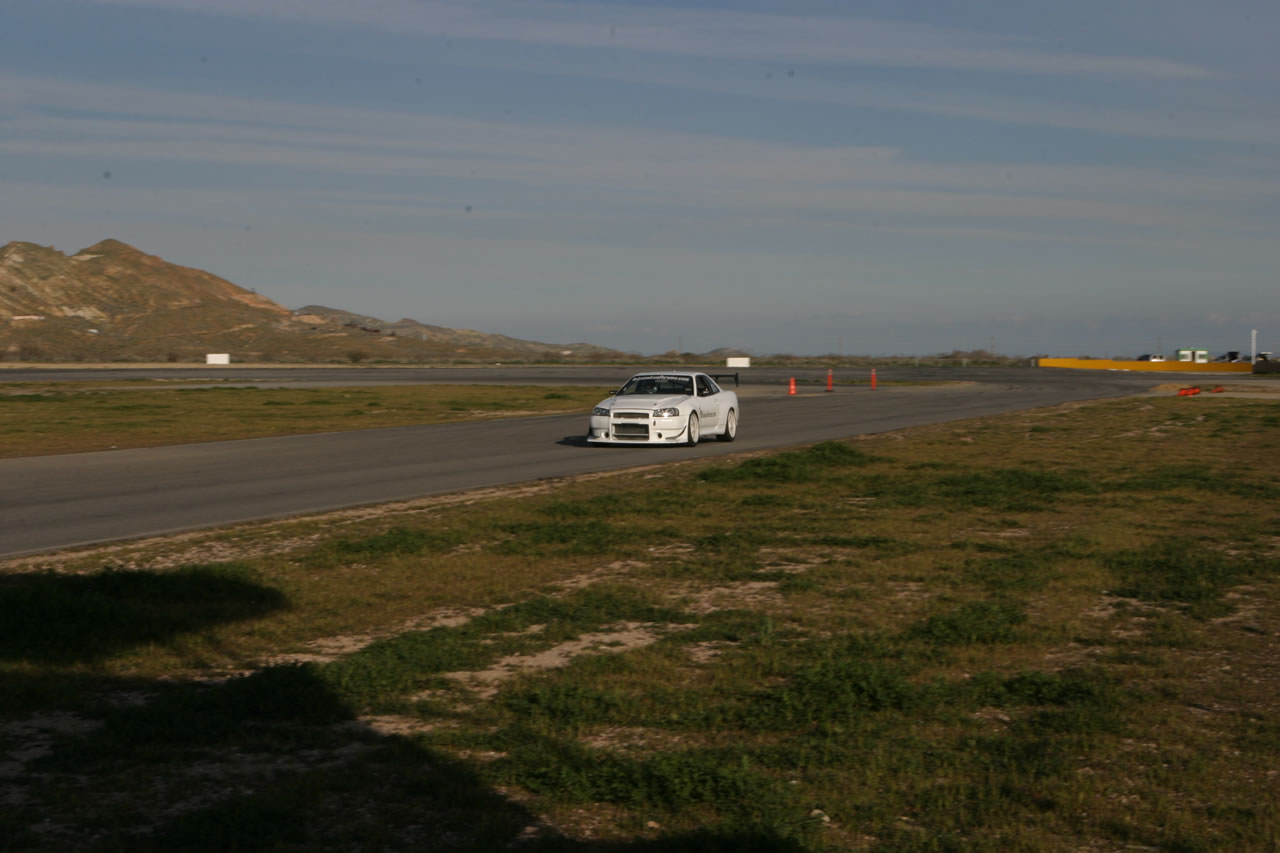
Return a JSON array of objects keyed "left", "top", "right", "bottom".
[{"left": 1037, "top": 358, "right": 1254, "bottom": 373}]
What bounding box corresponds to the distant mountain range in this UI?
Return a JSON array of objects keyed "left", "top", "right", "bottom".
[{"left": 0, "top": 239, "right": 627, "bottom": 363}]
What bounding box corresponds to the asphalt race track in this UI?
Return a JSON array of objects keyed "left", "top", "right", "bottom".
[{"left": 0, "top": 365, "right": 1231, "bottom": 557}]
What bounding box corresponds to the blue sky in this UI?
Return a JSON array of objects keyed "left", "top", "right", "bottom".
[{"left": 3, "top": 0, "right": 1277, "bottom": 356}]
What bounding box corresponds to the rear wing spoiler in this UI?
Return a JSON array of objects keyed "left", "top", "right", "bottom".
[{"left": 710, "top": 372, "right": 740, "bottom": 387}]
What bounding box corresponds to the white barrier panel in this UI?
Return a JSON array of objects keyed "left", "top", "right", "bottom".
[
  {"left": 726, "top": 357, "right": 751, "bottom": 368},
  {"left": 206, "top": 353, "right": 231, "bottom": 365}
]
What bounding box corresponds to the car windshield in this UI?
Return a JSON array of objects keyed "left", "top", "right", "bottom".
[{"left": 618, "top": 375, "right": 693, "bottom": 396}]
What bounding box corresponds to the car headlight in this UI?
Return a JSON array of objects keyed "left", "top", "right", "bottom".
[
  {"left": 653, "top": 407, "right": 680, "bottom": 418},
  {"left": 592, "top": 407, "right": 611, "bottom": 416}
]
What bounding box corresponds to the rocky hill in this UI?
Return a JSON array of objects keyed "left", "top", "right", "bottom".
[{"left": 0, "top": 240, "right": 625, "bottom": 363}]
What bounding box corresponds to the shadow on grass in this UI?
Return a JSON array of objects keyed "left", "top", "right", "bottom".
[
  {"left": 0, "top": 563, "right": 288, "bottom": 665},
  {"left": 10, "top": 663, "right": 806, "bottom": 852},
  {"left": 3, "top": 574, "right": 801, "bottom": 852}
]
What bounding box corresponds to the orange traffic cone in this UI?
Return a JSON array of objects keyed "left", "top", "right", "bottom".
[{"left": 788, "top": 377, "right": 797, "bottom": 395}]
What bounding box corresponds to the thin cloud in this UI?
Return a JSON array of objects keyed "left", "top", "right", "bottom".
[
  {"left": 5, "top": 74, "right": 1275, "bottom": 243},
  {"left": 85, "top": 0, "right": 1215, "bottom": 80},
  {"left": 559, "top": 64, "right": 1277, "bottom": 145}
]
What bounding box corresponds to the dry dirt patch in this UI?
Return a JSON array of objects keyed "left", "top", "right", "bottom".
[{"left": 436, "top": 621, "right": 694, "bottom": 703}]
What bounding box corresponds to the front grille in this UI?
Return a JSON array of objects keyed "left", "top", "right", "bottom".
[
  {"left": 614, "top": 412, "right": 648, "bottom": 420},
  {"left": 613, "top": 423, "right": 650, "bottom": 439}
]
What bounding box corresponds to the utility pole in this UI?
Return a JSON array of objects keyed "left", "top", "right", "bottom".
[{"left": 1252, "top": 328, "right": 1258, "bottom": 363}]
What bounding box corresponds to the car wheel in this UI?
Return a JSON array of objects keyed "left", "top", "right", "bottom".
[
  {"left": 717, "top": 408, "right": 736, "bottom": 442},
  {"left": 685, "top": 412, "right": 700, "bottom": 446}
]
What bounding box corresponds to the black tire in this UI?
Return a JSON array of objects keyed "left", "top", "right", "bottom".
[
  {"left": 717, "top": 408, "right": 737, "bottom": 442},
  {"left": 685, "top": 412, "right": 700, "bottom": 446}
]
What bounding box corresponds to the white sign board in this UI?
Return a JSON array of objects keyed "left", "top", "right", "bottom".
[
  {"left": 726, "top": 357, "right": 751, "bottom": 368},
  {"left": 206, "top": 353, "right": 231, "bottom": 365}
]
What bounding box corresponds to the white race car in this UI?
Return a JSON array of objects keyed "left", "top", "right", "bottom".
[{"left": 587, "top": 371, "right": 739, "bottom": 445}]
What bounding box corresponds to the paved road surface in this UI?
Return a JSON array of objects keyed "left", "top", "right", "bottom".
[{"left": 0, "top": 366, "right": 1227, "bottom": 557}]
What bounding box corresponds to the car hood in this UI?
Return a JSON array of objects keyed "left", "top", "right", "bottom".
[{"left": 600, "top": 394, "right": 690, "bottom": 409}]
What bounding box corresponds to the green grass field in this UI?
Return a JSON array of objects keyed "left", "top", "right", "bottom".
[
  {"left": 0, "top": 382, "right": 605, "bottom": 457},
  {"left": 1, "top": 390, "right": 1278, "bottom": 851}
]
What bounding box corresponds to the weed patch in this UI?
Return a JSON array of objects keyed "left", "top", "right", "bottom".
[
  {"left": 333, "top": 526, "right": 465, "bottom": 557},
  {"left": 856, "top": 467, "right": 1094, "bottom": 511},
  {"left": 492, "top": 520, "right": 647, "bottom": 556},
  {"left": 1119, "top": 464, "right": 1279, "bottom": 499},
  {"left": 698, "top": 441, "right": 878, "bottom": 483},
  {"left": 1105, "top": 539, "right": 1277, "bottom": 619},
  {"left": 540, "top": 491, "right": 694, "bottom": 519},
  {"left": 501, "top": 682, "right": 626, "bottom": 729},
  {"left": 468, "top": 586, "right": 689, "bottom": 637},
  {"left": 807, "top": 534, "right": 920, "bottom": 554},
  {"left": 738, "top": 493, "right": 795, "bottom": 508},
  {"left": 960, "top": 543, "right": 1086, "bottom": 593},
  {"left": 906, "top": 598, "right": 1028, "bottom": 645},
  {"left": 0, "top": 393, "right": 67, "bottom": 402},
  {"left": 932, "top": 468, "right": 1096, "bottom": 511},
  {"left": 488, "top": 730, "right": 804, "bottom": 825}
]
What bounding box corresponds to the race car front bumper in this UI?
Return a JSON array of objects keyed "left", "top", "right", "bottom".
[{"left": 587, "top": 411, "right": 688, "bottom": 444}]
